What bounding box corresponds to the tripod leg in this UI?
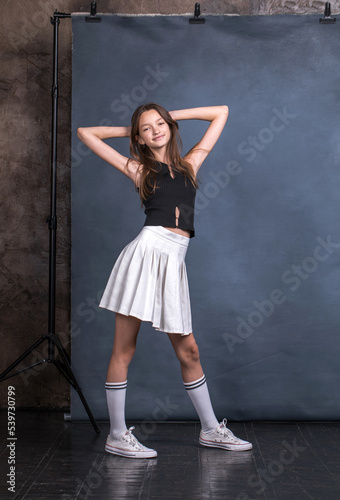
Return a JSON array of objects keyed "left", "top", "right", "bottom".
[
  {"left": 0, "top": 360, "right": 50, "bottom": 382},
  {"left": 52, "top": 359, "right": 75, "bottom": 386},
  {"left": 0, "top": 336, "right": 46, "bottom": 381},
  {"left": 51, "top": 335, "right": 100, "bottom": 434}
]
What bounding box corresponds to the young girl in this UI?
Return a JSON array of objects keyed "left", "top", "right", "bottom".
[{"left": 77, "top": 103, "right": 252, "bottom": 458}]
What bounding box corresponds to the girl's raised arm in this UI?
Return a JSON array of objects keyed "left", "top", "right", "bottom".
[
  {"left": 170, "top": 106, "right": 229, "bottom": 173},
  {"left": 77, "top": 126, "right": 140, "bottom": 183}
]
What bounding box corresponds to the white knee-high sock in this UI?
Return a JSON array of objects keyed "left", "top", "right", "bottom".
[
  {"left": 184, "top": 375, "right": 219, "bottom": 433},
  {"left": 105, "top": 381, "right": 128, "bottom": 438}
]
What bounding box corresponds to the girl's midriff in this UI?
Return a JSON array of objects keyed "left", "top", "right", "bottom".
[{"left": 163, "top": 227, "right": 190, "bottom": 238}]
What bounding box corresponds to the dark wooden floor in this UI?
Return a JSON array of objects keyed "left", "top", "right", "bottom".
[{"left": 0, "top": 411, "right": 340, "bottom": 500}]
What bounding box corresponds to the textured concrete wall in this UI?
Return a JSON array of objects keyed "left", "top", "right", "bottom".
[{"left": 1, "top": 0, "right": 339, "bottom": 408}]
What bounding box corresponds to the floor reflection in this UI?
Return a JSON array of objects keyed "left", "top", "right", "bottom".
[
  {"left": 199, "top": 447, "right": 254, "bottom": 498},
  {"left": 100, "top": 454, "right": 158, "bottom": 498},
  {"left": 96, "top": 444, "right": 254, "bottom": 499}
]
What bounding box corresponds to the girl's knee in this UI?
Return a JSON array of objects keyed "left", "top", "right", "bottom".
[
  {"left": 112, "top": 344, "right": 136, "bottom": 366},
  {"left": 179, "top": 338, "right": 200, "bottom": 365}
]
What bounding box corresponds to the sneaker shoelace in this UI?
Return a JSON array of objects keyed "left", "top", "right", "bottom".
[
  {"left": 216, "top": 419, "right": 240, "bottom": 443},
  {"left": 122, "top": 427, "right": 144, "bottom": 450}
]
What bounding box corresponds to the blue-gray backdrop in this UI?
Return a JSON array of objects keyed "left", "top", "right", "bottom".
[{"left": 71, "top": 14, "right": 340, "bottom": 421}]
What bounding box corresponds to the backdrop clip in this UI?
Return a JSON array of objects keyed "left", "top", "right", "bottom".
[
  {"left": 319, "top": 2, "right": 336, "bottom": 24},
  {"left": 86, "top": 1, "right": 101, "bottom": 23},
  {"left": 189, "top": 3, "right": 205, "bottom": 24}
]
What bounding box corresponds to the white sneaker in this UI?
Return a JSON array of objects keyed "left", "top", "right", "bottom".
[
  {"left": 105, "top": 427, "right": 158, "bottom": 458},
  {"left": 199, "top": 419, "right": 253, "bottom": 452}
]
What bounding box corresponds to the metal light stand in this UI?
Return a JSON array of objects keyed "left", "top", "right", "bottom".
[{"left": 0, "top": 11, "right": 100, "bottom": 434}]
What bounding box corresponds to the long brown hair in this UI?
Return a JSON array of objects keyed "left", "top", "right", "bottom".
[{"left": 129, "top": 103, "right": 198, "bottom": 202}]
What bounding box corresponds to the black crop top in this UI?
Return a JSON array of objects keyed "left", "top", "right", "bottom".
[{"left": 142, "top": 162, "right": 197, "bottom": 238}]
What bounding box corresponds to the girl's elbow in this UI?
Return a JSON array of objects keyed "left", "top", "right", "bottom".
[
  {"left": 221, "top": 105, "right": 229, "bottom": 116},
  {"left": 77, "top": 127, "right": 91, "bottom": 142},
  {"left": 77, "top": 127, "right": 84, "bottom": 140}
]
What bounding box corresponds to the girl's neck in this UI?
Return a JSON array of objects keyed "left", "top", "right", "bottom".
[
  {"left": 154, "top": 153, "right": 170, "bottom": 165},
  {"left": 151, "top": 144, "right": 170, "bottom": 165}
]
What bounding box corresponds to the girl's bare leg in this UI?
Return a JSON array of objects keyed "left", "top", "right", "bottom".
[
  {"left": 107, "top": 313, "right": 141, "bottom": 382},
  {"left": 167, "top": 332, "right": 219, "bottom": 432},
  {"left": 167, "top": 332, "right": 204, "bottom": 382}
]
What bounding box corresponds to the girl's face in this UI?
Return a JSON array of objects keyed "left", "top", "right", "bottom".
[{"left": 137, "top": 109, "right": 171, "bottom": 151}]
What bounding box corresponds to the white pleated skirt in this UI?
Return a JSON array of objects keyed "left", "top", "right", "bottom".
[{"left": 99, "top": 226, "right": 192, "bottom": 335}]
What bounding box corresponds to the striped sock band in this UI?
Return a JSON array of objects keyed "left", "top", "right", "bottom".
[
  {"left": 105, "top": 381, "right": 128, "bottom": 391},
  {"left": 183, "top": 375, "right": 207, "bottom": 391},
  {"left": 183, "top": 374, "right": 219, "bottom": 433}
]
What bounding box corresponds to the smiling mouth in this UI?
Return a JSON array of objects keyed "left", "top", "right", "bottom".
[{"left": 153, "top": 135, "right": 165, "bottom": 141}]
